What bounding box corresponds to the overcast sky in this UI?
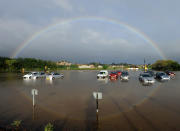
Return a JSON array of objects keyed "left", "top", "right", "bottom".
[{"left": 0, "top": 0, "right": 180, "bottom": 64}]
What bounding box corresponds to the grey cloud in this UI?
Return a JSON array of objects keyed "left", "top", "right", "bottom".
[
  {"left": 0, "top": 18, "right": 40, "bottom": 57},
  {"left": 17, "top": 23, "right": 162, "bottom": 63},
  {"left": 52, "top": 0, "right": 73, "bottom": 11}
]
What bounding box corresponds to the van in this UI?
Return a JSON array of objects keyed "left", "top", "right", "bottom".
[{"left": 97, "top": 70, "right": 108, "bottom": 79}]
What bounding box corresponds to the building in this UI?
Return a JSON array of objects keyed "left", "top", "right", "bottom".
[
  {"left": 78, "top": 64, "right": 95, "bottom": 69},
  {"left": 127, "top": 67, "right": 139, "bottom": 71},
  {"left": 56, "top": 60, "right": 72, "bottom": 66},
  {"left": 98, "top": 65, "right": 103, "bottom": 68}
]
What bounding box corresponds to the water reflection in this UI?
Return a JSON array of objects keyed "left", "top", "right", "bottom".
[
  {"left": 156, "top": 79, "right": 170, "bottom": 83},
  {"left": 97, "top": 78, "right": 108, "bottom": 84},
  {"left": 23, "top": 78, "right": 40, "bottom": 86},
  {"left": 23, "top": 78, "right": 31, "bottom": 84},
  {"left": 32, "top": 105, "right": 35, "bottom": 120},
  {"left": 139, "top": 81, "right": 155, "bottom": 86},
  {"left": 121, "top": 79, "right": 129, "bottom": 82},
  {"left": 46, "top": 79, "right": 53, "bottom": 85},
  {"left": 96, "top": 111, "right": 99, "bottom": 130}
]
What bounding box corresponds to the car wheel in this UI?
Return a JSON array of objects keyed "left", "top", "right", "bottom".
[
  {"left": 29, "top": 76, "right": 31, "bottom": 79},
  {"left": 52, "top": 77, "right": 55, "bottom": 80}
]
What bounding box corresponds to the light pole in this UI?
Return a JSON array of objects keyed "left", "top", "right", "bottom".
[{"left": 144, "top": 58, "right": 146, "bottom": 72}]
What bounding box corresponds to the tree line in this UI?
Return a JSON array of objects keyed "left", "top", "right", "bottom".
[
  {"left": 0, "top": 57, "right": 80, "bottom": 72},
  {"left": 0, "top": 57, "right": 57, "bottom": 72},
  {"left": 1, "top": 56, "right": 180, "bottom": 72},
  {"left": 152, "top": 60, "right": 180, "bottom": 71}
]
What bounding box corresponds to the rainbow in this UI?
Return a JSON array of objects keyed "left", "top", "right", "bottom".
[{"left": 11, "top": 16, "right": 166, "bottom": 59}]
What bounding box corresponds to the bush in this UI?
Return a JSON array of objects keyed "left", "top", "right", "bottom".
[
  {"left": 102, "top": 64, "right": 108, "bottom": 69},
  {"left": 152, "top": 60, "right": 180, "bottom": 71},
  {"left": 44, "top": 123, "right": 53, "bottom": 131}
]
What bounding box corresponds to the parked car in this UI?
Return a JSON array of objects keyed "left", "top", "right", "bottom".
[
  {"left": 155, "top": 72, "right": 170, "bottom": 80},
  {"left": 116, "top": 71, "right": 122, "bottom": 76},
  {"left": 165, "top": 71, "right": 175, "bottom": 78},
  {"left": 109, "top": 72, "right": 118, "bottom": 79},
  {"left": 97, "top": 70, "right": 108, "bottom": 79},
  {"left": 144, "top": 70, "right": 155, "bottom": 77},
  {"left": 120, "top": 71, "right": 129, "bottom": 80},
  {"left": 139, "top": 73, "right": 155, "bottom": 84},
  {"left": 46, "top": 72, "right": 64, "bottom": 80},
  {"left": 23, "top": 72, "right": 38, "bottom": 79},
  {"left": 32, "top": 72, "right": 46, "bottom": 79}
]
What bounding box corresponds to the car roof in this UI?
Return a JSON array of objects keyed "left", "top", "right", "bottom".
[
  {"left": 141, "top": 72, "right": 150, "bottom": 74},
  {"left": 141, "top": 73, "right": 151, "bottom": 75},
  {"left": 100, "top": 70, "right": 108, "bottom": 72},
  {"left": 122, "top": 71, "right": 128, "bottom": 73}
]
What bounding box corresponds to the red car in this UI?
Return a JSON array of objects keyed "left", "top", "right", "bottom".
[
  {"left": 165, "top": 71, "right": 175, "bottom": 78},
  {"left": 109, "top": 72, "right": 118, "bottom": 79},
  {"left": 116, "top": 71, "right": 122, "bottom": 76}
]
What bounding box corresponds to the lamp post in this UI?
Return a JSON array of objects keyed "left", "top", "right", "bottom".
[{"left": 144, "top": 58, "right": 146, "bottom": 72}]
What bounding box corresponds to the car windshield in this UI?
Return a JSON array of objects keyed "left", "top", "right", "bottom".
[
  {"left": 28, "top": 73, "right": 32, "bottom": 75},
  {"left": 99, "top": 72, "right": 105, "bottom": 74},
  {"left": 111, "top": 72, "right": 116, "bottom": 74},
  {"left": 54, "top": 73, "right": 60, "bottom": 75},
  {"left": 146, "top": 71, "right": 154, "bottom": 75},
  {"left": 142, "top": 74, "right": 151, "bottom": 77},
  {"left": 159, "top": 73, "right": 166, "bottom": 76},
  {"left": 122, "top": 72, "right": 128, "bottom": 75}
]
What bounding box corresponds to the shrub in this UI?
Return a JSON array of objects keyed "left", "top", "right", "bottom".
[{"left": 44, "top": 123, "right": 53, "bottom": 131}]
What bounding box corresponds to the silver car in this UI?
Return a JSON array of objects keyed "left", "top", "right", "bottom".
[
  {"left": 139, "top": 73, "right": 155, "bottom": 84},
  {"left": 155, "top": 72, "right": 170, "bottom": 81},
  {"left": 32, "top": 72, "right": 46, "bottom": 79},
  {"left": 46, "top": 72, "right": 64, "bottom": 80}
]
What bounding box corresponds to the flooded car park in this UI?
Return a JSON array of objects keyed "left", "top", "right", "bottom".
[{"left": 0, "top": 71, "right": 180, "bottom": 130}]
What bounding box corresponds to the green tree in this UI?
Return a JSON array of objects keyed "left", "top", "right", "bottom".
[
  {"left": 70, "top": 64, "right": 78, "bottom": 69},
  {"left": 102, "top": 64, "right": 108, "bottom": 69},
  {"left": 152, "top": 60, "right": 180, "bottom": 71}
]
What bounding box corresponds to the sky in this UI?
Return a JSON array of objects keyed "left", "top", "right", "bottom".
[{"left": 0, "top": 0, "right": 180, "bottom": 64}]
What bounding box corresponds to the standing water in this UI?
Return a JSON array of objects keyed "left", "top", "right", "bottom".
[{"left": 0, "top": 71, "right": 180, "bottom": 130}]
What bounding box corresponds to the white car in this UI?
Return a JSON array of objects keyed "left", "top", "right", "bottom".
[
  {"left": 32, "top": 72, "right": 46, "bottom": 79},
  {"left": 23, "top": 72, "right": 38, "bottom": 79},
  {"left": 97, "top": 70, "right": 108, "bottom": 79},
  {"left": 120, "top": 71, "right": 129, "bottom": 80},
  {"left": 46, "top": 72, "right": 64, "bottom": 80}
]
